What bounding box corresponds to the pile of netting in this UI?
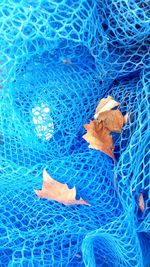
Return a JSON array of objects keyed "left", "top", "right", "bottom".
[{"left": 0, "top": 0, "right": 149, "bottom": 266}]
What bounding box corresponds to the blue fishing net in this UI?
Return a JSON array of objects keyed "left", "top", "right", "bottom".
[{"left": 0, "top": 0, "right": 149, "bottom": 266}]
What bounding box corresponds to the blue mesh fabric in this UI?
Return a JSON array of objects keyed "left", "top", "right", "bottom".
[{"left": 0, "top": 0, "right": 149, "bottom": 266}]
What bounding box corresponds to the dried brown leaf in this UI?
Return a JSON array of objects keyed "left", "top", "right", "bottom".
[
  {"left": 83, "top": 120, "right": 114, "bottom": 159},
  {"left": 97, "top": 110, "right": 124, "bottom": 133},
  {"left": 94, "top": 96, "right": 119, "bottom": 119},
  {"left": 34, "top": 169, "right": 90, "bottom": 206}
]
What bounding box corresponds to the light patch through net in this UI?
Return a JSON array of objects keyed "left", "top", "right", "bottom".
[{"left": 32, "top": 103, "right": 54, "bottom": 141}]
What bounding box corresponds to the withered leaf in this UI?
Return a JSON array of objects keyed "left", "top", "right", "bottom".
[
  {"left": 94, "top": 96, "right": 119, "bottom": 119},
  {"left": 34, "top": 169, "right": 90, "bottom": 206},
  {"left": 83, "top": 120, "right": 114, "bottom": 159},
  {"left": 97, "top": 110, "right": 125, "bottom": 133}
]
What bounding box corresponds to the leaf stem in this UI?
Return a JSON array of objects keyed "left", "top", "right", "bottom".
[{"left": 117, "top": 92, "right": 130, "bottom": 109}]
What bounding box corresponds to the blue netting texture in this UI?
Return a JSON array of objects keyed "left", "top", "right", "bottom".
[{"left": 0, "top": 0, "right": 150, "bottom": 266}]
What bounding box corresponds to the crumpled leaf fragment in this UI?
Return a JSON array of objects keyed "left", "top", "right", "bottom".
[
  {"left": 97, "top": 109, "right": 125, "bottom": 133},
  {"left": 139, "top": 193, "right": 145, "bottom": 212},
  {"left": 94, "top": 96, "right": 119, "bottom": 119},
  {"left": 83, "top": 120, "right": 114, "bottom": 159},
  {"left": 34, "top": 169, "right": 90, "bottom": 206},
  {"left": 124, "top": 113, "right": 129, "bottom": 124}
]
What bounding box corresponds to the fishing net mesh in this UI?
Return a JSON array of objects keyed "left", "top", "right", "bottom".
[{"left": 0, "top": 0, "right": 150, "bottom": 266}]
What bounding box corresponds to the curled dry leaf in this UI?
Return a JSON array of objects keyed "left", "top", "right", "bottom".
[
  {"left": 83, "top": 95, "right": 128, "bottom": 160},
  {"left": 97, "top": 110, "right": 125, "bottom": 133},
  {"left": 34, "top": 169, "right": 90, "bottom": 206},
  {"left": 94, "top": 96, "right": 119, "bottom": 119},
  {"left": 83, "top": 120, "right": 114, "bottom": 159}
]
